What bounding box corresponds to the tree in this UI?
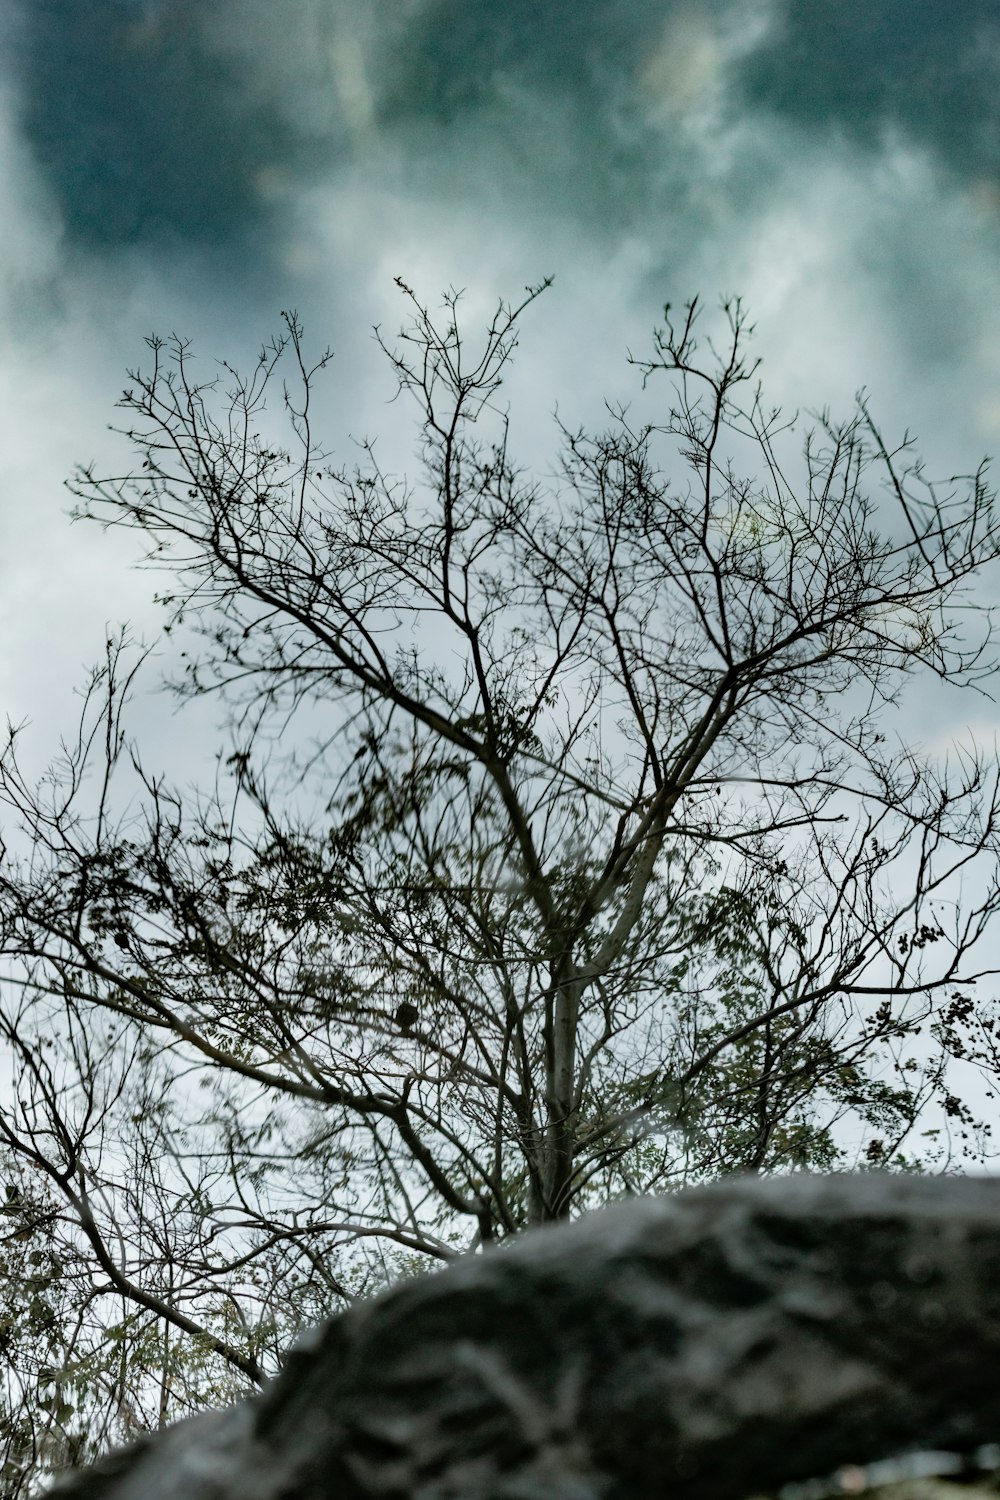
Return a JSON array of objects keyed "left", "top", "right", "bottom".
[
  {"left": 1, "top": 280, "right": 999, "bottom": 1475},
  {"left": 0, "top": 1155, "right": 84, "bottom": 1497}
]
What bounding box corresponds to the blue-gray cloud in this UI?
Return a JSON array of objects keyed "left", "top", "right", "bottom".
[
  {"left": 9, "top": 0, "right": 322, "bottom": 252},
  {"left": 7, "top": 0, "right": 1000, "bottom": 265},
  {"left": 740, "top": 0, "right": 1000, "bottom": 184}
]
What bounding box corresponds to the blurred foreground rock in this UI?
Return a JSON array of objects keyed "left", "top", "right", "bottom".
[
  {"left": 873, "top": 1486, "right": 999, "bottom": 1498},
  {"left": 47, "top": 1172, "right": 1000, "bottom": 1500},
  {"left": 866, "top": 1486, "right": 998, "bottom": 1499}
]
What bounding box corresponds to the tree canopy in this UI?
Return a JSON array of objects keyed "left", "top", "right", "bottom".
[{"left": 1, "top": 280, "right": 1000, "bottom": 1485}]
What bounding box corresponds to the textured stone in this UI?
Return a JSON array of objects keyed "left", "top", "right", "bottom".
[{"left": 46, "top": 1172, "right": 1000, "bottom": 1500}]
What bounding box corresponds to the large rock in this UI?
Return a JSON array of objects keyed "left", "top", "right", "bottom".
[{"left": 47, "top": 1172, "right": 1000, "bottom": 1500}]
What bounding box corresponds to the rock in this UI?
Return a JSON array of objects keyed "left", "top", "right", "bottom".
[
  {"left": 45, "top": 1172, "right": 1000, "bottom": 1500},
  {"left": 871, "top": 1485, "right": 998, "bottom": 1499}
]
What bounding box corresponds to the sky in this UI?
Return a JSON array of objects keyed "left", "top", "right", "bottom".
[{"left": 2, "top": 0, "right": 1000, "bottom": 775}]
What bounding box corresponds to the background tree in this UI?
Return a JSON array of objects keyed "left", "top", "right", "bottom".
[
  {"left": 1, "top": 280, "right": 999, "bottom": 1480},
  {"left": 0, "top": 1153, "right": 83, "bottom": 1498}
]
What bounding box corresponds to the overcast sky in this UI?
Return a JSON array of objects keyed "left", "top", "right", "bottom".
[{"left": 2, "top": 0, "right": 1000, "bottom": 773}]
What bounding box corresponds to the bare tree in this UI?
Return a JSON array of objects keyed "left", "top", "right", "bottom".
[{"left": 1, "top": 280, "right": 999, "bottom": 1469}]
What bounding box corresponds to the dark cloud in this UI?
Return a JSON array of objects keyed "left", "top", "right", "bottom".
[
  {"left": 371, "top": 0, "right": 735, "bottom": 230},
  {"left": 9, "top": 0, "right": 1000, "bottom": 267},
  {"left": 740, "top": 0, "right": 1000, "bottom": 183},
  {"left": 380, "top": 0, "right": 1000, "bottom": 204},
  {"left": 9, "top": 0, "right": 326, "bottom": 251},
  {"left": 9, "top": 0, "right": 692, "bottom": 256},
  {"left": 376, "top": 0, "right": 664, "bottom": 124}
]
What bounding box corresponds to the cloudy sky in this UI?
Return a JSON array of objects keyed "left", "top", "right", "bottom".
[{"left": 2, "top": 0, "right": 1000, "bottom": 772}]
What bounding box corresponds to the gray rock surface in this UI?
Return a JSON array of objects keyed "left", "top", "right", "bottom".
[{"left": 46, "top": 1172, "right": 1000, "bottom": 1500}]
